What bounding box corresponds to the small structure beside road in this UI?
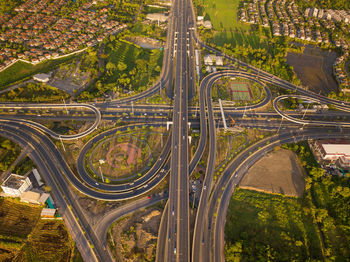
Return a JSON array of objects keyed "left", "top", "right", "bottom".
[
  {"left": 33, "top": 73, "right": 51, "bottom": 83},
  {"left": 41, "top": 208, "right": 57, "bottom": 218},
  {"left": 311, "top": 140, "right": 350, "bottom": 170},
  {"left": 146, "top": 13, "right": 168, "bottom": 23},
  {"left": 1, "top": 173, "right": 32, "bottom": 197}
]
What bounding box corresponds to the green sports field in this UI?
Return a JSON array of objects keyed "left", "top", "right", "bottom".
[{"left": 229, "top": 82, "right": 252, "bottom": 101}]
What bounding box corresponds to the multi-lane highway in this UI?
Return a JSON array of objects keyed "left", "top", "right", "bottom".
[
  {"left": 1, "top": 0, "right": 350, "bottom": 260},
  {"left": 166, "top": 0, "right": 193, "bottom": 259}
]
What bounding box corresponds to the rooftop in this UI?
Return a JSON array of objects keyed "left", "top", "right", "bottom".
[
  {"left": 322, "top": 144, "right": 350, "bottom": 156},
  {"left": 2, "top": 174, "right": 26, "bottom": 189}
]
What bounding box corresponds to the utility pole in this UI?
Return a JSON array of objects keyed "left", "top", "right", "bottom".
[
  {"left": 302, "top": 102, "right": 311, "bottom": 120},
  {"left": 59, "top": 136, "right": 66, "bottom": 152},
  {"left": 277, "top": 116, "right": 284, "bottom": 133},
  {"left": 62, "top": 97, "right": 69, "bottom": 115}
]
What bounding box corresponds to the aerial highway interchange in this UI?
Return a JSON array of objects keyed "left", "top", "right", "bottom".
[{"left": 0, "top": 0, "right": 350, "bottom": 261}]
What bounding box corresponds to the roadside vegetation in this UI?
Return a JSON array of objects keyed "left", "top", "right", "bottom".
[
  {"left": 0, "top": 137, "right": 21, "bottom": 172},
  {"left": 108, "top": 206, "right": 163, "bottom": 261},
  {"left": 78, "top": 36, "right": 163, "bottom": 101},
  {"left": 0, "top": 82, "right": 70, "bottom": 102},
  {"left": 13, "top": 156, "right": 35, "bottom": 176},
  {"left": 225, "top": 141, "right": 350, "bottom": 261}
]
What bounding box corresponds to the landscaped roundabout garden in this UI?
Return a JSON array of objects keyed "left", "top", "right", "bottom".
[{"left": 85, "top": 126, "right": 166, "bottom": 183}]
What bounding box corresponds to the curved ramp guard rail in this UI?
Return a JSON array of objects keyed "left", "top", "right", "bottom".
[
  {"left": 273, "top": 95, "right": 350, "bottom": 128},
  {"left": 0, "top": 103, "right": 101, "bottom": 140},
  {"left": 189, "top": 70, "right": 271, "bottom": 175},
  {"left": 0, "top": 120, "right": 171, "bottom": 201},
  {"left": 76, "top": 123, "right": 172, "bottom": 192}
]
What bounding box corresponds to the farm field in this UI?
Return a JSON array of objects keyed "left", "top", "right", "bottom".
[
  {"left": 0, "top": 198, "right": 41, "bottom": 261},
  {"left": 15, "top": 220, "right": 76, "bottom": 262},
  {"left": 0, "top": 198, "right": 79, "bottom": 262}
]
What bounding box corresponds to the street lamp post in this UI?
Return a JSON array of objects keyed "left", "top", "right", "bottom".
[
  {"left": 99, "top": 166, "right": 105, "bottom": 183},
  {"left": 243, "top": 103, "right": 247, "bottom": 118}
]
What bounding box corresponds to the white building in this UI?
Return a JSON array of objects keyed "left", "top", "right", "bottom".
[
  {"left": 146, "top": 13, "right": 168, "bottom": 23},
  {"left": 203, "top": 20, "right": 212, "bottom": 29},
  {"left": 41, "top": 208, "right": 57, "bottom": 218},
  {"left": 204, "top": 54, "right": 223, "bottom": 66},
  {"left": 33, "top": 73, "right": 50, "bottom": 83},
  {"left": 314, "top": 141, "right": 350, "bottom": 163},
  {"left": 1, "top": 174, "right": 32, "bottom": 197}
]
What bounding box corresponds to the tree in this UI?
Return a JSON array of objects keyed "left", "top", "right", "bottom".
[
  {"left": 1, "top": 139, "right": 13, "bottom": 150},
  {"left": 106, "top": 61, "right": 117, "bottom": 74},
  {"left": 117, "top": 61, "right": 127, "bottom": 71}
]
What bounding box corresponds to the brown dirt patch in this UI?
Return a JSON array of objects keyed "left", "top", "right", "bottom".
[
  {"left": 106, "top": 143, "right": 141, "bottom": 168},
  {"left": 240, "top": 149, "right": 305, "bottom": 197},
  {"left": 286, "top": 45, "right": 338, "bottom": 95},
  {"left": 109, "top": 207, "right": 162, "bottom": 261}
]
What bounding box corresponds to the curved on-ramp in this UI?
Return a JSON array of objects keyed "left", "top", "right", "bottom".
[{"left": 0, "top": 103, "right": 101, "bottom": 140}]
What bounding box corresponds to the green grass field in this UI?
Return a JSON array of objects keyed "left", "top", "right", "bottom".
[
  {"left": 225, "top": 189, "right": 324, "bottom": 261},
  {"left": 195, "top": 0, "right": 268, "bottom": 48},
  {"left": 0, "top": 54, "right": 81, "bottom": 89}
]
